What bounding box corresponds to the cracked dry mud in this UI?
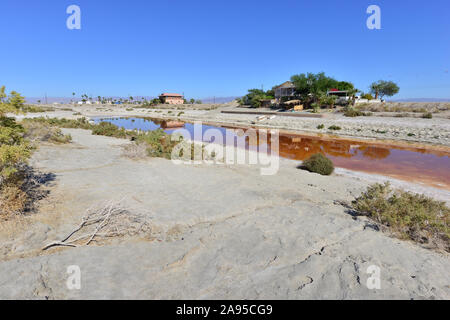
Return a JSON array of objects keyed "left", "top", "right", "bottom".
[{"left": 0, "top": 129, "right": 449, "bottom": 299}]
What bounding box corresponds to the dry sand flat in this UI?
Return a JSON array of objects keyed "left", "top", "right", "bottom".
[{"left": 0, "top": 129, "right": 449, "bottom": 299}]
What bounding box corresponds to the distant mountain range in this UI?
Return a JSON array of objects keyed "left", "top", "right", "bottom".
[
  {"left": 25, "top": 96, "right": 240, "bottom": 104},
  {"left": 25, "top": 96, "right": 449, "bottom": 104},
  {"left": 389, "top": 98, "right": 450, "bottom": 102}
]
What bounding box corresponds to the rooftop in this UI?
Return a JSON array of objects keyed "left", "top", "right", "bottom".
[{"left": 160, "top": 93, "right": 183, "bottom": 97}]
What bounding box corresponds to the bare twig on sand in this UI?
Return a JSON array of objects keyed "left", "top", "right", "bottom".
[{"left": 42, "top": 200, "right": 152, "bottom": 250}]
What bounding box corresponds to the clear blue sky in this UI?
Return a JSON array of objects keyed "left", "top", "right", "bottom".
[{"left": 0, "top": 0, "right": 449, "bottom": 99}]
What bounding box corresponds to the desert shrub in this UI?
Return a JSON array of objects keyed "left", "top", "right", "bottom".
[
  {"left": 0, "top": 87, "right": 34, "bottom": 217},
  {"left": 92, "top": 122, "right": 128, "bottom": 138},
  {"left": 0, "top": 183, "right": 27, "bottom": 217},
  {"left": 135, "top": 129, "right": 178, "bottom": 159},
  {"left": 302, "top": 153, "right": 334, "bottom": 175},
  {"left": 22, "top": 121, "right": 71, "bottom": 144},
  {"left": 22, "top": 117, "right": 94, "bottom": 130},
  {"left": 20, "top": 105, "right": 55, "bottom": 113},
  {"left": 317, "top": 124, "right": 325, "bottom": 129},
  {"left": 352, "top": 183, "right": 449, "bottom": 251},
  {"left": 344, "top": 106, "right": 372, "bottom": 117},
  {"left": 422, "top": 112, "right": 433, "bottom": 119},
  {"left": 23, "top": 117, "right": 137, "bottom": 139},
  {"left": 328, "top": 125, "right": 341, "bottom": 131},
  {"left": 344, "top": 108, "right": 363, "bottom": 117}
]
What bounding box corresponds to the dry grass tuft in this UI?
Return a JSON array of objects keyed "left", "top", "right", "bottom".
[
  {"left": 122, "top": 142, "right": 148, "bottom": 159},
  {"left": 22, "top": 121, "right": 71, "bottom": 144},
  {"left": 0, "top": 184, "right": 27, "bottom": 218}
]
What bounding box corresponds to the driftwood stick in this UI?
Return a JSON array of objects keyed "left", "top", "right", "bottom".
[{"left": 42, "top": 242, "right": 78, "bottom": 250}]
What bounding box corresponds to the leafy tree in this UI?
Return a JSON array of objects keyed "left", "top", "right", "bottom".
[
  {"left": 239, "top": 89, "right": 274, "bottom": 108},
  {"left": 360, "top": 93, "right": 374, "bottom": 100},
  {"left": 290, "top": 72, "right": 356, "bottom": 108},
  {"left": 189, "top": 98, "right": 195, "bottom": 104},
  {"left": 0, "top": 86, "right": 7, "bottom": 103},
  {"left": 7, "top": 91, "right": 25, "bottom": 109},
  {"left": 195, "top": 100, "right": 202, "bottom": 104},
  {"left": 370, "top": 80, "right": 400, "bottom": 99}
]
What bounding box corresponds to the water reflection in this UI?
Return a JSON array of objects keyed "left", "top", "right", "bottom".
[{"left": 94, "top": 117, "right": 450, "bottom": 190}]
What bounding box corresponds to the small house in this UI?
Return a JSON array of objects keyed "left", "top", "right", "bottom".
[
  {"left": 274, "top": 81, "right": 296, "bottom": 102},
  {"left": 159, "top": 93, "right": 184, "bottom": 105}
]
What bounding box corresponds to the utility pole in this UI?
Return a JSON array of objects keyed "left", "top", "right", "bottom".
[{"left": 45, "top": 93, "right": 48, "bottom": 105}]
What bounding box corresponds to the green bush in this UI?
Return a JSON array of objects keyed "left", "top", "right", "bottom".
[
  {"left": 135, "top": 129, "right": 178, "bottom": 159},
  {"left": 22, "top": 117, "right": 94, "bottom": 130},
  {"left": 344, "top": 107, "right": 372, "bottom": 117},
  {"left": 317, "top": 124, "right": 325, "bottom": 129},
  {"left": 21, "top": 105, "right": 55, "bottom": 113},
  {"left": 422, "top": 112, "right": 433, "bottom": 119},
  {"left": 0, "top": 86, "right": 33, "bottom": 217},
  {"left": 328, "top": 125, "right": 341, "bottom": 131},
  {"left": 302, "top": 153, "right": 334, "bottom": 175},
  {"left": 92, "top": 122, "right": 128, "bottom": 138},
  {"left": 352, "top": 183, "right": 449, "bottom": 251}
]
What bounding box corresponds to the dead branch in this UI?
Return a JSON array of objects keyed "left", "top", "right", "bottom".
[{"left": 42, "top": 200, "right": 152, "bottom": 251}]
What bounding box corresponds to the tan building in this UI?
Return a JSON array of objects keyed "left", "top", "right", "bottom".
[
  {"left": 274, "top": 81, "right": 296, "bottom": 102},
  {"left": 159, "top": 93, "right": 184, "bottom": 105}
]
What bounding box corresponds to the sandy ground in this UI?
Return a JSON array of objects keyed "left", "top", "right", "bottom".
[{"left": 0, "top": 129, "right": 449, "bottom": 299}]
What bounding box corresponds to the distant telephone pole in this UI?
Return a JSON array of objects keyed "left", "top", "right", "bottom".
[{"left": 45, "top": 93, "right": 48, "bottom": 105}]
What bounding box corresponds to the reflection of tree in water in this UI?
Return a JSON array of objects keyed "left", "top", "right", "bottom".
[
  {"left": 357, "top": 146, "right": 391, "bottom": 160},
  {"left": 151, "top": 118, "right": 164, "bottom": 126},
  {"left": 276, "top": 135, "right": 354, "bottom": 160},
  {"left": 211, "top": 128, "right": 393, "bottom": 162}
]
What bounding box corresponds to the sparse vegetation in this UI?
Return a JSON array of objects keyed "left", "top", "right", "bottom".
[
  {"left": 22, "top": 121, "right": 72, "bottom": 144},
  {"left": 91, "top": 121, "right": 129, "bottom": 138},
  {"left": 343, "top": 107, "right": 372, "bottom": 117},
  {"left": 317, "top": 124, "right": 325, "bottom": 129},
  {"left": 422, "top": 112, "right": 433, "bottom": 119},
  {"left": 22, "top": 117, "right": 95, "bottom": 130},
  {"left": 328, "top": 125, "right": 341, "bottom": 131},
  {"left": 238, "top": 89, "right": 274, "bottom": 108},
  {"left": 352, "top": 182, "right": 449, "bottom": 251},
  {"left": 301, "top": 153, "right": 334, "bottom": 176},
  {"left": 0, "top": 86, "right": 32, "bottom": 218},
  {"left": 21, "top": 105, "right": 55, "bottom": 113},
  {"left": 134, "top": 129, "right": 178, "bottom": 159}
]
